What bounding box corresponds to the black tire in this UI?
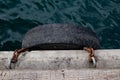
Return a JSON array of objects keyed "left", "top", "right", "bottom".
[{"left": 22, "top": 24, "right": 100, "bottom": 50}]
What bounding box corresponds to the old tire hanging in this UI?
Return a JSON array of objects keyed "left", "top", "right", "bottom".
[{"left": 22, "top": 24, "right": 100, "bottom": 50}]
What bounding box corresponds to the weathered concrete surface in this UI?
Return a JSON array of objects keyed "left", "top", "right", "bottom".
[
  {"left": 0, "top": 49, "right": 120, "bottom": 69},
  {"left": 0, "top": 69, "right": 120, "bottom": 80}
]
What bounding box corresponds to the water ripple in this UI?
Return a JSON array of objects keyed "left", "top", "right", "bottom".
[{"left": 0, "top": 0, "right": 120, "bottom": 50}]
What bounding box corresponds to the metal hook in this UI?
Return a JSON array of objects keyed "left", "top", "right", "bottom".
[
  {"left": 91, "top": 56, "right": 96, "bottom": 67},
  {"left": 83, "top": 47, "right": 97, "bottom": 67},
  {"left": 9, "top": 48, "right": 28, "bottom": 69},
  {"left": 9, "top": 62, "right": 16, "bottom": 69}
]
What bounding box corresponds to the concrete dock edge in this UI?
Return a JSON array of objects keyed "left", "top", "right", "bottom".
[{"left": 0, "top": 49, "right": 120, "bottom": 80}]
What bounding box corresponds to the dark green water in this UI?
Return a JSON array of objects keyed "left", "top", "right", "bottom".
[{"left": 0, "top": 0, "right": 120, "bottom": 51}]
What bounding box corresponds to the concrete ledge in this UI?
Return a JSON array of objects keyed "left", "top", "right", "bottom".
[
  {"left": 0, "top": 49, "right": 120, "bottom": 69},
  {"left": 0, "top": 69, "right": 120, "bottom": 80}
]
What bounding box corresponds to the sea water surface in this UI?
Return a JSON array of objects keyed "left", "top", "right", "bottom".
[{"left": 0, "top": 0, "right": 120, "bottom": 51}]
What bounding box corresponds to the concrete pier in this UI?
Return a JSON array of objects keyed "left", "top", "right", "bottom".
[
  {"left": 0, "top": 69, "right": 120, "bottom": 80},
  {"left": 0, "top": 49, "right": 120, "bottom": 80},
  {"left": 0, "top": 49, "right": 120, "bottom": 69}
]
